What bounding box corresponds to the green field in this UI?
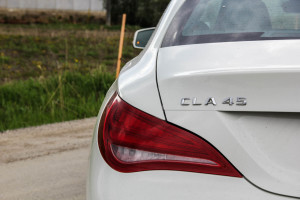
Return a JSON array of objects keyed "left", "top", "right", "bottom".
[
  {"left": 0, "top": 70, "right": 114, "bottom": 132},
  {"left": 0, "top": 24, "right": 140, "bottom": 132},
  {"left": 0, "top": 24, "right": 140, "bottom": 82},
  {"left": 0, "top": 23, "right": 140, "bottom": 31}
]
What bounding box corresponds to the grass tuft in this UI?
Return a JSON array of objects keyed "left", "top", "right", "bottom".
[
  {"left": 0, "top": 30, "right": 140, "bottom": 83},
  {"left": 0, "top": 70, "right": 115, "bottom": 132},
  {"left": 0, "top": 24, "right": 141, "bottom": 132}
]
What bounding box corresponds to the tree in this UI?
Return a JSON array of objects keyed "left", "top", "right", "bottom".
[
  {"left": 105, "top": 0, "right": 111, "bottom": 25},
  {"left": 109, "top": 0, "right": 170, "bottom": 27}
]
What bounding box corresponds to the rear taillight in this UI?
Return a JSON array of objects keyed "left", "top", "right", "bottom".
[{"left": 98, "top": 93, "right": 242, "bottom": 177}]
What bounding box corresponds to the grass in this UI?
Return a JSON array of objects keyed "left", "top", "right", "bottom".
[
  {"left": 0, "top": 32, "right": 140, "bottom": 83},
  {"left": 0, "top": 23, "right": 141, "bottom": 31},
  {"left": 0, "top": 69, "right": 115, "bottom": 132},
  {"left": 0, "top": 23, "right": 142, "bottom": 131}
]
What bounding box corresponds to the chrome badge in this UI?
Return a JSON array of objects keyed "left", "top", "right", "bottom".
[{"left": 181, "top": 97, "right": 247, "bottom": 106}]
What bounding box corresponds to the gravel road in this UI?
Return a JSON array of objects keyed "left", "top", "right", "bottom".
[{"left": 0, "top": 117, "right": 97, "bottom": 200}]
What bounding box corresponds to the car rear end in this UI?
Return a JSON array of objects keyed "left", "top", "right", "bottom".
[{"left": 87, "top": 0, "right": 300, "bottom": 199}]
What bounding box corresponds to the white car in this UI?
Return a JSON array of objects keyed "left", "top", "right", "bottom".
[{"left": 87, "top": 0, "right": 300, "bottom": 199}]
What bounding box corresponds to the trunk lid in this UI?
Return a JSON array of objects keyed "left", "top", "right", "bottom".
[{"left": 157, "top": 40, "right": 300, "bottom": 198}]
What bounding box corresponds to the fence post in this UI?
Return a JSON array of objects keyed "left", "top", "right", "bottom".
[{"left": 116, "top": 14, "right": 126, "bottom": 78}]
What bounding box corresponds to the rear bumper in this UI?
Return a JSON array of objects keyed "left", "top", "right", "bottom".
[{"left": 87, "top": 123, "right": 291, "bottom": 200}]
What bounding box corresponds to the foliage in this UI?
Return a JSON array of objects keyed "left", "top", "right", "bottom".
[
  {"left": 0, "top": 29, "right": 140, "bottom": 83},
  {"left": 0, "top": 70, "right": 114, "bottom": 132},
  {"left": 0, "top": 24, "right": 142, "bottom": 131},
  {"left": 0, "top": 1, "right": 170, "bottom": 27},
  {"left": 110, "top": 0, "right": 170, "bottom": 27},
  {"left": 0, "top": 23, "right": 140, "bottom": 31}
]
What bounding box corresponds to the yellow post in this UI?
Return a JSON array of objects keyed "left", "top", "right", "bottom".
[{"left": 116, "top": 14, "right": 127, "bottom": 78}]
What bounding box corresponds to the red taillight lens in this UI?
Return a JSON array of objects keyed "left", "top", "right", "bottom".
[{"left": 98, "top": 93, "right": 242, "bottom": 177}]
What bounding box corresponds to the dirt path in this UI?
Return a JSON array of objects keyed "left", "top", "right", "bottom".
[{"left": 0, "top": 117, "right": 97, "bottom": 200}]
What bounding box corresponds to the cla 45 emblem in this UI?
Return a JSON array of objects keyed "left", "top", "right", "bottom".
[{"left": 181, "top": 97, "right": 247, "bottom": 106}]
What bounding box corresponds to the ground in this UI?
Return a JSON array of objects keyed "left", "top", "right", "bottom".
[{"left": 0, "top": 117, "right": 96, "bottom": 200}]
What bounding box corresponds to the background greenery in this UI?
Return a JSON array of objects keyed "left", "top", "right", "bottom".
[
  {"left": 0, "top": 1, "right": 171, "bottom": 131},
  {"left": 0, "top": 24, "right": 139, "bottom": 83},
  {"left": 0, "top": 24, "right": 140, "bottom": 132},
  {"left": 0, "top": 70, "right": 114, "bottom": 132},
  {"left": 0, "top": 0, "right": 170, "bottom": 27},
  {"left": 109, "top": 0, "right": 170, "bottom": 27}
]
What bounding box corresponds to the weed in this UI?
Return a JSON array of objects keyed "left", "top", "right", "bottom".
[
  {"left": 0, "top": 33, "right": 140, "bottom": 83},
  {"left": 0, "top": 70, "right": 115, "bottom": 132},
  {"left": 0, "top": 24, "right": 141, "bottom": 131}
]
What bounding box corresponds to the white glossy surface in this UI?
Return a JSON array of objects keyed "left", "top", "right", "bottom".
[
  {"left": 165, "top": 111, "right": 300, "bottom": 198},
  {"left": 87, "top": 116, "right": 295, "bottom": 200},
  {"left": 87, "top": 80, "right": 118, "bottom": 200},
  {"left": 157, "top": 40, "right": 300, "bottom": 197},
  {"left": 89, "top": 0, "right": 300, "bottom": 199},
  {"left": 158, "top": 40, "right": 300, "bottom": 112},
  {"left": 117, "top": 0, "right": 184, "bottom": 120}
]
